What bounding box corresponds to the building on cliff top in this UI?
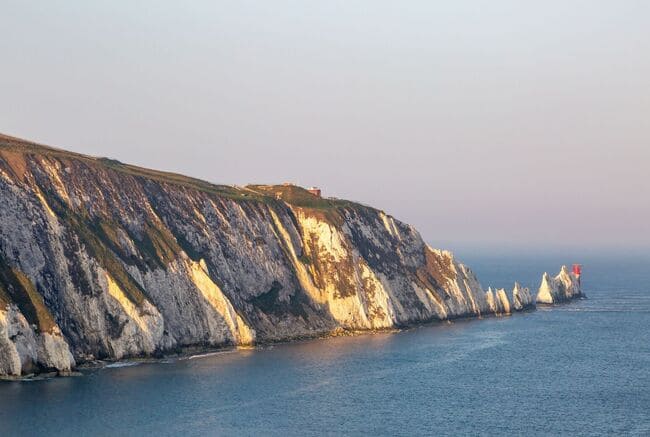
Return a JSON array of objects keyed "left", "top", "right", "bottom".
[{"left": 307, "top": 187, "right": 321, "bottom": 197}]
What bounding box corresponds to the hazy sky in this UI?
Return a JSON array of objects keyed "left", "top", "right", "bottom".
[{"left": 2, "top": 1, "right": 649, "bottom": 252}]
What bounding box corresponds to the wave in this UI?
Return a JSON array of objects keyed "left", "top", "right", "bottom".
[
  {"left": 547, "top": 306, "right": 650, "bottom": 313},
  {"left": 185, "top": 350, "right": 238, "bottom": 360},
  {"left": 105, "top": 361, "right": 140, "bottom": 368}
]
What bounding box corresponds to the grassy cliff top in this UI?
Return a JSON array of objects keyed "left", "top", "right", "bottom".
[
  {"left": 0, "top": 133, "right": 373, "bottom": 212},
  {"left": 245, "top": 184, "right": 364, "bottom": 209},
  {"left": 0, "top": 133, "right": 248, "bottom": 199}
]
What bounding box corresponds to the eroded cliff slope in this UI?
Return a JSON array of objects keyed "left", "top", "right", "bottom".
[{"left": 0, "top": 134, "right": 535, "bottom": 376}]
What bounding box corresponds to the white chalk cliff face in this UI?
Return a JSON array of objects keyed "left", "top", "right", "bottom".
[
  {"left": 536, "top": 266, "right": 584, "bottom": 304},
  {"left": 512, "top": 282, "right": 534, "bottom": 311},
  {"left": 0, "top": 134, "right": 565, "bottom": 377}
]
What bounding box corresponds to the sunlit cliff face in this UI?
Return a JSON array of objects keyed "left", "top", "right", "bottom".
[{"left": 0, "top": 134, "right": 555, "bottom": 376}]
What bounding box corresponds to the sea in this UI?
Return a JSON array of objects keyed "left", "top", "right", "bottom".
[{"left": 1, "top": 252, "right": 648, "bottom": 436}]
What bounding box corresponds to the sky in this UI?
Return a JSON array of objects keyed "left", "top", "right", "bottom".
[{"left": 2, "top": 1, "right": 649, "bottom": 253}]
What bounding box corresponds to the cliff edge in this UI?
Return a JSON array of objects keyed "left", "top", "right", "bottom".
[{"left": 1, "top": 133, "right": 543, "bottom": 376}]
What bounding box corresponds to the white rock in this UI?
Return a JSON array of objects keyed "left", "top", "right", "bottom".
[{"left": 536, "top": 266, "right": 584, "bottom": 304}]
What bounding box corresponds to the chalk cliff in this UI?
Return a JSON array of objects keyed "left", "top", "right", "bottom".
[
  {"left": 1, "top": 134, "right": 540, "bottom": 376},
  {"left": 512, "top": 282, "right": 534, "bottom": 311},
  {"left": 536, "top": 266, "right": 584, "bottom": 304}
]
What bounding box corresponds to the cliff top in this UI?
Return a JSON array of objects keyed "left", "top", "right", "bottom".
[{"left": 0, "top": 133, "right": 373, "bottom": 212}]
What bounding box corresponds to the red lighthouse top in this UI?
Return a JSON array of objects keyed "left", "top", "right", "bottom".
[{"left": 572, "top": 264, "right": 582, "bottom": 276}]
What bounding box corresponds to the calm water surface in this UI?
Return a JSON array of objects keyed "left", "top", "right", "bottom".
[{"left": 1, "top": 254, "right": 649, "bottom": 436}]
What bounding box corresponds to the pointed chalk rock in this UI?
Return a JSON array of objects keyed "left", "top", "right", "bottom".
[
  {"left": 536, "top": 266, "right": 584, "bottom": 304},
  {"left": 512, "top": 282, "right": 534, "bottom": 311}
]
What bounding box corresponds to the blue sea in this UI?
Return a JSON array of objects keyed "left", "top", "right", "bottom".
[{"left": 1, "top": 253, "right": 649, "bottom": 436}]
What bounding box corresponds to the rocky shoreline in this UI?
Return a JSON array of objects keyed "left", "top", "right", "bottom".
[
  {"left": 3, "top": 273, "right": 574, "bottom": 382},
  {"left": 0, "top": 134, "right": 583, "bottom": 378}
]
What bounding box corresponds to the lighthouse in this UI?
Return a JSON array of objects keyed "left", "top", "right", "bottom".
[{"left": 572, "top": 264, "right": 582, "bottom": 287}]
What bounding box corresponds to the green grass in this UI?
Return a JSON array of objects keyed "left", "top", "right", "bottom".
[
  {"left": 88, "top": 219, "right": 180, "bottom": 271},
  {"left": 0, "top": 255, "right": 57, "bottom": 333},
  {"left": 73, "top": 218, "right": 149, "bottom": 306},
  {"left": 39, "top": 190, "right": 150, "bottom": 307},
  {"left": 246, "top": 184, "right": 381, "bottom": 229},
  {"left": 0, "top": 133, "right": 380, "bottom": 216},
  {"left": 0, "top": 133, "right": 261, "bottom": 202},
  {"left": 0, "top": 282, "right": 10, "bottom": 309},
  {"left": 297, "top": 253, "right": 311, "bottom": 265},
  {"left": 246, "top": 184, "right": 358, "bottom": 209},
  {"left": 136, "top": 223, "right": 183, "bottom": 269}
]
